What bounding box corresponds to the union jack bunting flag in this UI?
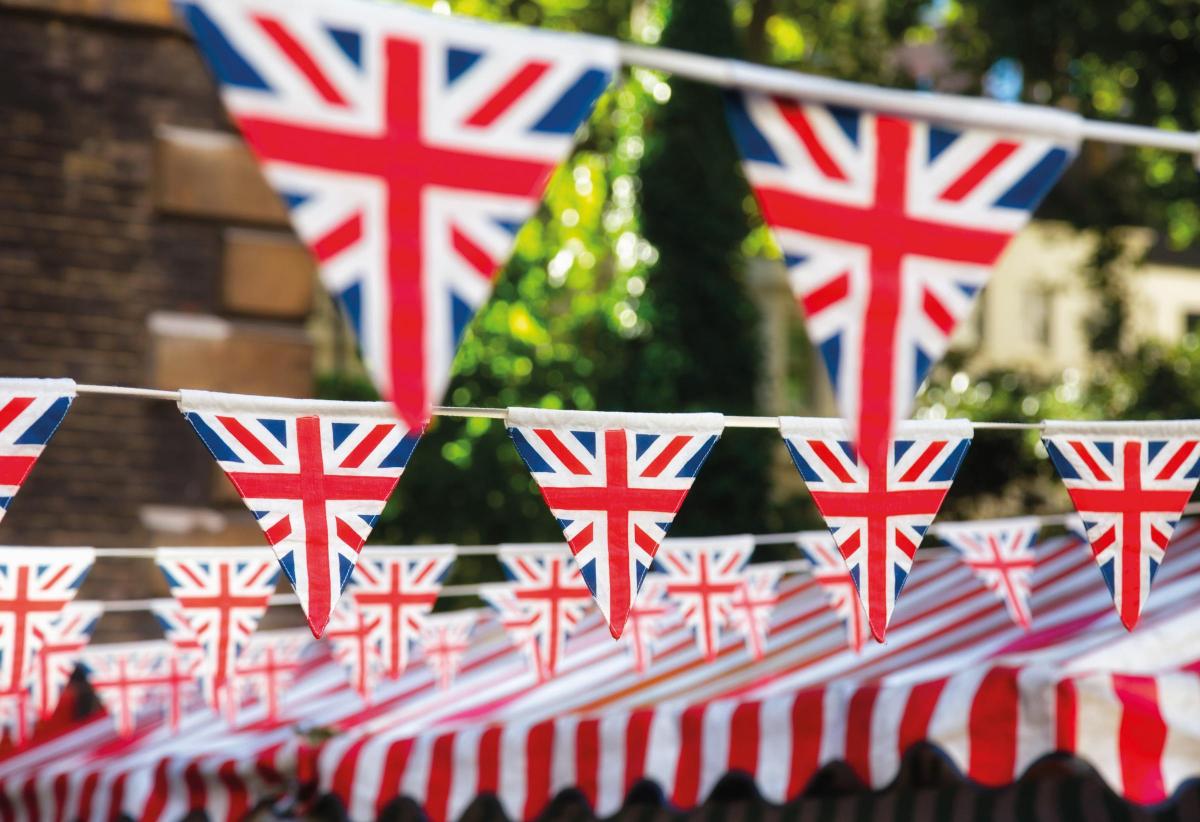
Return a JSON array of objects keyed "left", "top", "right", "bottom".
[
  {"left": 655, "top": 536, "right": 755, "bottom": 662},
  {"left": 346, "top": 546, "right": 455, "bottom": 680},
  {"left": 150, "top": 599, "right": 203, "bottom": 658},
  {"left": 1043, "top": 421, "right": 1200, "bottom": 630},
  {"left": 722, "top": 566, "right": 782, "bottom": 660},
  {"left": 481, "top": 548, "right": 593, "bottom": 680},
  {"left": 0, "top": 379, "right": 75, "bottom": 529},
  {"left": 797, "top": 533, "right": 868, "bottom": 653},
  {"left": 179, "top": 390, "right": 420, "bottom": 638},
  {"left": 156, "top": 548, "right": 279, "bottom": 713},
  {"left": 179, "top": 0, "right": 617, "bottom": 429},
  {"left": 0, "top": 548, "right": 93, "bottom": 695},
  {"left": 781, "top": 417, "right": 972, "bottom": 642},
  {"left": 28, "top": 600, "right": 102, "bottom": 721},
  {"left": 727, "top": 91, "right": 1077, "bottom": 469},
  {"left": 82, "top": 641, "right": 202, "bottom": 736},
  {"left": 326, "top": 597, "right": 382, "bottom": 698},
  {"left": 623, "top": 576, "right": 673, "bottom": 673},
  {"left": 417, "top": 610, "right": 476, "bottom": 690},
  {"left": 506, "top": 408, "right": 724, "bottom": 639},
  {"left": 937, "top": 517, "right": 1040, "bottom": 630},
  {"left": 236, "top": 629, "right": 311, "bottom": 721}
]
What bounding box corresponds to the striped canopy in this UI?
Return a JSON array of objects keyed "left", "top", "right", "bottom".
[{"left": 4, "top": 523, "right": 1200, "bottom": 820}]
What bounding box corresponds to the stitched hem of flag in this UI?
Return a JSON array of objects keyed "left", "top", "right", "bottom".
[
  {"left": 156, "top": 546, "right": 272, "bottom": 564},
  {"left": 1043, "top": 420, "right": 1200, "bottom": 438},
  {"left": 178, "top": 390, "right": 399, "bottom": 420},
  {"left": 0, "top": 378, "right": 77, "bottom": 397},
  {"left": 506, "top": 407, "right": 724, "bottom": 435},
  {"left": 779, "top": 416, "right": 973, "bottom": 440}
]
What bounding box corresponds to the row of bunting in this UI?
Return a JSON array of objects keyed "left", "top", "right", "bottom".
[
  {"left": 0, "top": 512, "right": 1099, "bottom": 744},
  {"left": 4, "top": 380, "right": 1199, "bottom": 652}
]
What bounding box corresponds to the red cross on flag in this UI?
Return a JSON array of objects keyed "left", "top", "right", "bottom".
[
  {"left": 506, "top": 408, "right": 724, "bottom": 641},
  {"left": 623, "top": 576, "right": 674, "bottom": 674},
  {"left": 656, "top": 536, "right": 755, "bottom": 662},
  {"left": 28, "top": 600, "right": 102, "bottom": 722},
  {"left": 936, "top": 517, "right": 1040, "bottom": 630},
  {"left": 417, "top": 610, "right": 476, "bottom": 691},
  {"left": 327, "top": 597, "right": 382, "bottom": 699},
  {"left": 722, "top": 566, "right": 782, "bottom": 660},
  {"left": 179, "top": 0, "right": 617, "bottom": 430},
  {"left": 1043, "top": 421, "right": 1200, "bottom": 630},
  {"left": 179, "top": 390, "right": 421, "bottom": 638},
  {"left": 156, "top": 548, "right": 279, "bottom": 714},
  {"left": 235, "top": 629, "right": 310, "bottom": 722},
  {"left": 797, "top": 532, "right": 868, "bottom": 653},
  {"left": 82, "top": 641, "right": 202, "bottom": 736}
]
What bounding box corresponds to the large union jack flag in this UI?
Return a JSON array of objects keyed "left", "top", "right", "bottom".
[
  {"left": 481, "top": 548, "right": 592, "bottom": 681},
  {"left": 156, "top": 548, "right": 279, "bottom": 713},
  {"left": 656, "top": 536, "right": 755, "bottom": 662},
  {"left": 0, "top": 379, "right": 74, "bottom": 529},
  {"left": 937, "top": 517, "right": 1040, "bottom": 630},
  {"left": 727, "top": 93, "right": 1077, "bottom": 469},
  {"left": 28, "top": 600, "right": 101, "bottom": 721},
  {"left": 346, "top": 546, "right": 455, "bottom": 680},
  {"left": 782, "top": 417, "right": 971, "bottom": 642},
  {"left": 178, "top": 0, "right": 617, "bottom": 429},
  {"left": 797, "top": 532, "right": 868, "bottom": 653},
  {"left": 179, "top": 390, "right": 420, "bottom": 638},
  {"left": 417, "top": 610, "right": 476, "bottom": 690},
  {"left": 1043, "top": 422, "right": 1200, "bottom": 630},
  {"left": 82, "top": 641, "right": 202, "bottom": 736},
  {"left": 507, "top": 408, "right": 723, "bottom": 640}
]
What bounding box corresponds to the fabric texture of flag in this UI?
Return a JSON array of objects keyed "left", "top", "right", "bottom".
[
  {"left": 82, "top": 641, "right": 202, "bottom": 736},
  {"left": 178, "top": 0, "right": 617, "bottom": 429},
  {"left": 506, "top": 408, "right": 724, "bottom": 640},
  {"left": 346, "top": 546, "right": 455, "bottom": 680},
  {"left": 781, "top": 416, "right": 971, "bottom": 642},
  {"left": 797, "top": 532, "right": 868, "bottom": 653},
  {"left": 655, "top": 536, "right": 755, "bottom": 661},
  {"left": 623, "top": 576, "right": 673, "bottom": 673},
  {"left": 723, "top": 565, "right": 782, "bottom": 660},
  {"left": 417, "top": 610, "right": 476, "bottom": 690},
  {"left": 178, "top": 390, "right": 420, "bottom": 638},
  {"left": 1042, "top": 420, "right": 1200, "bottom": 630},
  {"left": 726, "top": 89, "right": 1077, "bottom": 469},
  {"left": 156, "top": 547, "right": 280, "bottom": 713},
  {"left": 326, "top": 597, "right": 381, "bottom": 699},
  {"left": 0, "top": 378, "right": 75, "bottom": 529},
  {"left": 28, "top": 600, "right": 101, "bottom": 721},
  {"left": 480, "top": 547, "right": 592, "bottom": 680},
  {"left": 937, "top": 516, "right": 1040, "bottom": 630}
]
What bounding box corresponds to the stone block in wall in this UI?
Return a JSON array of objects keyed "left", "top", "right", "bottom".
[
  {"left": 147, "top": 311, "right": 313, "bottom": 397},
  {"left": 222, "top": 228, "right": 316, "bottom": 319},
  {"left": 155, "top": 126, "right": 289, "bottom": 225},
  {"left": 0, "top": 0, "right": 176, "bottom": 27}
]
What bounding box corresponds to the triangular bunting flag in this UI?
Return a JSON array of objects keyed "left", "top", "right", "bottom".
[
  {"left": 178, "top": 0, "right": 618, "bottom": 429},
  {"left": 0, "top": 379, "right": 75, "bottom": 529},
  {"left": 347, "top": 546, "right": 455, "bottom": 680},
  {"left": 656, "top": 536, "right": 755, "bottom": 661},
  {"left": 726, "top": 87, "right": 1078, "bottom": 468},
  {"left": 480, "top": 547, "right": 592, "bottom": 681},
  {"left": 156, "top": 548, "right": 279, "bottom": 713},
  {"left": 28, "top": 600, "right": 102, "bottom": 721},
  {"left": 1042, "top": 421, "right": 1200, "bottom": 630},
  {"left": 623, "top": 576, "right": 673, "bottom": 674},
  {"left": 937, "top": 516, "right": 1040, "bottom": 630},
  {"left": 236, "top": 629, "right": 310, "bottom": 721},
  {"left": 178, "top": 390, "right": 421, "bottom": 638},
  {"left": 82, "top": 641, "right": 202, "bottom": 736},
  {"left": 797, "top": 532, "right": 868, "bottom": 653},
  {"left": 781, "top": 417, "right": 972, "bottom": 642},
  {"left": 723, "top": 565, "right": 782, "bottom": 660},
  {"left": 326, "top": 597, "right": 382, "bottom": 699},
  {"left": 417, "top": 610, "right": 476, "bottom": 690},
  {"left": 506, "top": 408, "right": 723, "bottom": 639},
  {"left": 150, "top": 598, "right": 204, "bottom": 660}
]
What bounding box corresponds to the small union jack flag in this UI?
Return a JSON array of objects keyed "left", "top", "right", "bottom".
[
  {"left": 0, "top": 379, "right": 74, "bottom": 529},
  {"left": 722, "top": 566, "right": 782, "bottom": 660},
  {"left": 797, "top": 533, "right": 868, "bottom": 653},
  {"left": 507, "top": 408, "right": 723, "bottom": 640},
  {"left": 150, "top": 599, "right": 204, "bottom": 659},
  {"left": 179, "top": 0, "right": 617, "bottom": 429},
  {"left": 623, "top": 576, "right": 674, "bottom": 674},
  {"left": 179, "top": 390, "right": 421, "bottom": 638},
  {"left": 727, "top": 94, "right": 1077, "bottom": 469},
  {"left": 326, "top": 597, "right": 381, "bottom": 699},
  {"left": 82, "top": 641, "right": 202, "bottom": 736},
  {"left": 156, "top": 547, "right": 279, "bottom": 713},
  {"left": 782, "top": 417, "right": 971, "bottom": 642},
  {"left": 236, "top": 629, "right": 311, "bottom": 721},
  {"left": 481, "top": 548, "right": 592, "bottom": 681},
  {"left": 937, "top": 517, "right": 1040, "bottom": 630},
  {"left": 1043, "top": 422, "right": 1200, "bottom": 630},
  {"left": 347, "top": 546, "right": 455, "bottom": 680},
  {"left": 0, "top": 548, "right": 93, "bottom": 696},
  {"left": 417, "top": 610, "right": 476, "bottom": 690},
  {"left": 656, "top": 536, "right": 755, "bottom": 662},
  {"left": 28, "top": 600, "right": 101, "bottom": 721}
]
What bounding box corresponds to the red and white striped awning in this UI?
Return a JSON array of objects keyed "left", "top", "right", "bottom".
[{"left": 3, "top": 523, "right": 1200, "bottom": 821}]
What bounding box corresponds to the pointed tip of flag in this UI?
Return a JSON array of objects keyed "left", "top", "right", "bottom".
[
  {"left": 307, "top": 610, "right": 331, "bottom": 639},
  {"left": 869, "top": 621, "right": 888, "bottom": 644},
  {"left": 1118, "top": 610, "right": 1142, "bottom": 632},
  {"left": 608, "top": 614, "right": 627, "bottom": 641}
]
